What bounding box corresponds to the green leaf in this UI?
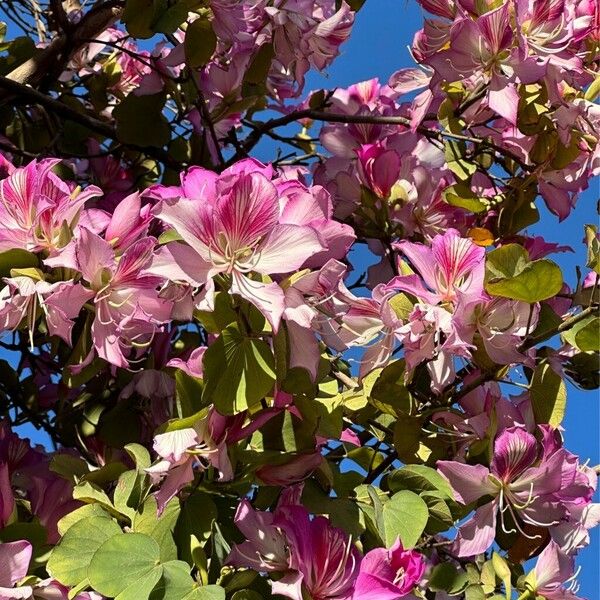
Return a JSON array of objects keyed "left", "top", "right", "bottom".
[
  {"left": 584, "top": 225, "right": 600, "bottom": 274},
  {"left": 0, "top": 249, "right": 38, "bottom": 278},
  {"left": 174, "top": 370, "right": 206, "bottom": 418},
  {"left": 134, "top": 497, "right": 180, "bottom": 562},
  {"left": 382, "top": 490, "right": 429, "bottom": 548},
  {"left": 88, "top": 533, "right": 161, "bottom": 598},
  {"left": 149, "top": 560, "right": 195, "bottom": 600},
  {"left": 72, "top": 481, "right": 117, "bottom": 515},
  {"left": 585, "top": 74, "right": 600, "bottom": 101},
  {"left": 562, "top": 316, "right": 600, "bottom": 352},
  {"left": 445, "top": 140, "right": 477, "bottom": 181},
  {"left": 125, "top": 443, "right": 152, "bottom": 470},
  {"left": 231, "top": 592, "right": 263, "bottom": 600},
  {"left": 57, "top": 503, "right": 110, "bottom": 537},
  {"left": 117, "top": 569, "right": 163, "bottom": 600},
  {"left": 184, "top": 18, "right": 217, "bottom": 68},
  {"left": 530, "top": 362, "right": 567, "bottom": 426},
  {"left": 203, "top": 325, "right": 275, "bottom": 414},
  {"left": 491, "top": 552, "right": 512, "bottom": 600},
  {"left": 122, "top": 0, "right": 158, "bottom": 38},
  {"left": 485, "top": 244, "right": 529, "bottom": 280},
  {"left": 174, "top": 492, "right": 217, "bottom": 565},
  {"left": 114, "top": 469, "right": 148, "bottom": 521},
  {"left": 183, "top": 586, "right": 226, "bottom": 600},
  {"left": 47, "top": 515, "right": 121, "bottom": 587},
  {"left": 114, "top": 93, "right": 170, "bottom": 148},
  {"left": 443, "top": 184, "right": 487, "bottom": 213},
  {"left": 387, "top": 464, "right": 454, "bottom": 499},
  {"left": 428, "top": 563, "right": 469, "bottom": 594},
  {"left": 485, "top": 245, "right": 563, "bottom": 303}
]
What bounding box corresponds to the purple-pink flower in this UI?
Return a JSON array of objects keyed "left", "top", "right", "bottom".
[
  {"left": 352, "top": 538, "right": 425, "bottom": 600},
  {"left": 438, "top": 426, "right": 594, "bottom": 557},
  {"left": 228, "top": 492, "right": 361, "bottom": 600}
]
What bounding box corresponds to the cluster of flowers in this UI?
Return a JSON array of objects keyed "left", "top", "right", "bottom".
[
  {"left": 0, "top": 155, "right": 570, "bottom": 393},
  {"left": 315, "top": 0, "right": 600, "bottom": 233},
  {"left": 60, "top": 1, "right": 355, "bottom": 160},
  {"left": 0, "top": 151, "right": 597, "bottom": 598}
]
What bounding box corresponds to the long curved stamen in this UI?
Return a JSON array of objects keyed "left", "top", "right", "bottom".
[
  {"left": 498, "top": 488, "right": 517, "bottom": 535},
  {"left": 505, "top": 501, "right": 541, "bottom": 540},
  {"left": 510, "top": 482, "right": 536, "bottom": 510}
]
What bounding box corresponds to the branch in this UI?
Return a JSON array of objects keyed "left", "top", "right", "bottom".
[
  {"left": 450, "top": 304, "right": 600, "bottom": 401},
  {"left": 3, "top": 1, "right": 125, "bottom": 90},
  {"left": 231, "top": 108, "right": 532, "bottom": 172},
  {"left": 0, "top": 75, "right": 181, "bottom": 168}
]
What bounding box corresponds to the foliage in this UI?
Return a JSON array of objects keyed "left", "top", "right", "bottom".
[{"left": 0, "top": 0, "right": 598, "bottom": 599}]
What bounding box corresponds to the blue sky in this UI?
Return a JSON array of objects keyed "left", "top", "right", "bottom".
[{"left": 3, "top": 0, "right": 599, "bottom": 595}]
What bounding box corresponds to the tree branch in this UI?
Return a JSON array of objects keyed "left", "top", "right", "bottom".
[
  {"left": 3, "top": 0, "right": 125, "bottom": 90},
  {"left": 450, "top": 304, "right": 600, "bottom": 402},
  {"left": 0, "top": 75, "right": 181, "bottom": 168},
  {"left": 231, "top": 108, "right": 533, "bottom": 172}
]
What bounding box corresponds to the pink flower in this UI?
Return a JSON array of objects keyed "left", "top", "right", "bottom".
[
  {"left": 273, "top": 505, "right": 361, "bottom": 600},
  {"left": 153, "top": 159, "right": 324, "bottom": 330},
  {"left": 0, "top": 539, "right": 101, "bottom": 599},
  {"left": 398, "top": 303, "right": 473, "bottom": 392},
  {"left": 0, "top": 540, "right": 33, "bottom": 598},
  {"left": 437, "top": 426, "right": 592, "bottom": 557},
  {"left": 47, "top": 229, "right": 171, "bottom": 367},
  {"left": 388, "top": 229, "right": 485, "bottom": 305},
  {"left": 228, "top": 493, "right": 361, "bottom": 600},
  {"left": 356, "top": 143, "right": 401, "bottom": 198},
  {"left": 459, "top": 296, "right": 539, "bottom": 365},
  {"left": 337, "top": 283, "right": 404, "bottom": 378},
  {"left": 256, "top": 452, "right": 323, "bottom": 486},
  {"left": 0, "top": 276, "right": 93, "bottom": 349},
  {"left": 0, "top": 159, "right": 101, "bottom": 253},
  {"left": 353, "top": 538, "right": 425, "bottom": 600},
  {"left": 524, "top": 541, "right": 583, "bottom": 600},
  {"left": 146, "top": 413, "right": 232, "bottom": 513}
]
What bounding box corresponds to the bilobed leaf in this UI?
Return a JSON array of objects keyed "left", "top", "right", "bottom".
[
  {"left": 443, "top": 185, "right": 487, "bottom": 213},
  {"left": 134, "top": 497, "right": 180, "bottom": 562},
  {"left": 148, "top": 560, "right": 195, "bottom": 600},
  {"left": 485, "top": 244, "right": 529, "bottom": 280},
  {"left": 174, "top": 492, "right": 218, "bottom": 565},
  {"left": 445, "top": 140, "right": 477, "bottom": 181},
  {"left": 47, "top": 514, "right": 121, "bottom": 587},
  {"left": 485, "top": 245, "right": 563, "bottom": 303},
  {"left": 122, "top": 0, "right": 157, "bottom": 38},
  {"left": 428, "top": 563, "right": 469, "bottom": 594},
  {"left": 174, "top": 370, "right": 206, "bottom": 418},
  {"left": 562, "top": 316, "right": 600, "bottom": 352},
  {"left": 0, "top": 249, "right": 38, "bottom": 277},
  {"left": 125, "top": 443, "right": 151, "bottom": 470},
  {"left": 183, "top": 586, "right": 226, "bottom": 600},
  {"left": 204, "top": 325, "right": 275, "bottom": 414},
  {"left": 72, "top": 481, "right": 116, "bottom": 515},
  {"left": 382, "top": 490, "right": 429, "bottom": 548},
  {"left": 57, "top": 503, "right": 111, "bottom": 537},
  {"left": 387, "top": 464, "right": 454, "bottom": 499},
  {"left": 584, "top": 225, "right": 600, "bottom": 274},
  {"left": 88, "top": 533, "right": 161, "bottom": 597},
  {"left": 491, "top": 552, "right": 512, "bottom": 600},
  {"left": 530, "top": 362, "right": 567, "bottom": 426},
  {"left": 113, "top": 469, "right": 146, "bottom": 521},
  {"left": 231, "top": 591, "right": 263, "bottom": 600},
  {"left": 184, "top": 18, "right": 217, "bottom": 68},
  {"left": 585, "top": 74, "right": 600, "bottom": 101}
]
